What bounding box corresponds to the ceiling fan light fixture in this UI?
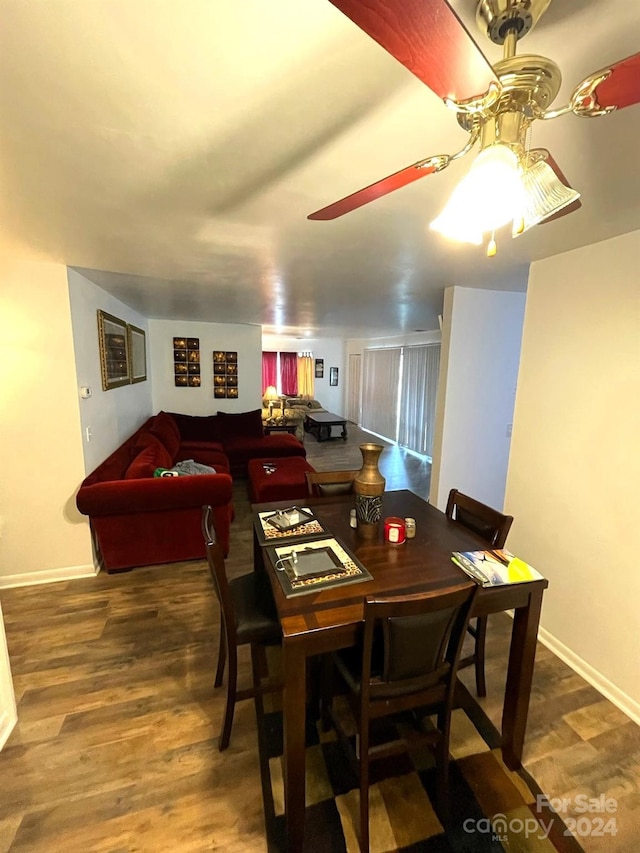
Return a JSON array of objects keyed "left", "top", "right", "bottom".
[
  {"left": 430, "top": 143, "right": 525, "bottom": 244},
  {"left": 514, "top": 158, "right": 582, "bottom": 235}
]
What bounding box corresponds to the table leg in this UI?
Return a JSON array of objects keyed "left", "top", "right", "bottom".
[
  {"left": 501, "top": 588, "right": 543, "bottom": 769},
  {"left": 253, "top": 532, "right": 264, "bottom": 574},
  {"left": 341, "top": 423, "right": 347, "bottom": 441},
  {"left": 283, "top": 638, "right": 307, "bottom": 853}
]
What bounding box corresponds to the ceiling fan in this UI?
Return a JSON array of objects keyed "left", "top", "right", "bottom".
[{"left": 308, "top": 0, "right": 640, "bottom": 254}]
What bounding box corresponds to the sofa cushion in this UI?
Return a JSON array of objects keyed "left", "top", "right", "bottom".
[
  {"left": 175, "top": 444, "right": 229, "bottom": 472},
  {"left": 224, "top": 433, "right": 306, "bottom": 476},
  {"left": 125, "top": 438, "right": 173, "bottom": 479},
  {"left": 216, "top": 409, "right": 264, "bottom": 440},
  {"left": 285, "top": 398, "right": 324, "bottom": 410},
  {"left": 169, "top": 412, "right": 224, "bottom": 443}
]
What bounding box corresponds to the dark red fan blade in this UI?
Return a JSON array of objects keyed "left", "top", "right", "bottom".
[
  {"left": 308, "top": 159, "right": 439, "bottom": 220},
  {"left": 533, "top": 149, "right": 582, "bottom": 224},
  {"left": 589, "top": 52, "right": 640, "bottom": 111},
  {"left": 329, "top": 0, "right": 498, "bottom": 102}
]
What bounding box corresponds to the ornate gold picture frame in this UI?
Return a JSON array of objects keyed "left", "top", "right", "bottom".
[
  {"left": 98, "top": 310, "right": 129, "bottom": 390},
  {"left": 127, "top": 324, "right": 147, "bottom": 384}
]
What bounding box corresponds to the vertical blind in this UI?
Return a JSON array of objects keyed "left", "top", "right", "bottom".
[
  {"left": 397, "top": 344, "right": 441, "bottom": 457},
  {"left": 360, "top": 344, "right": 441, "bottom": 458},
  {"left": 361, "top": 347, "right": 402, "bottom": 439}
]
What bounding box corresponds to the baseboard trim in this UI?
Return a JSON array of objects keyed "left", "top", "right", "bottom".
[
  {"left": 537, "top": 625, "right": 640, "bottom": 726},
  {"left": 0, "top": 564, "right": 98, "bottom": 589},
  {"left": 0, "top": 709, "right": 17, "bottom": 752}
]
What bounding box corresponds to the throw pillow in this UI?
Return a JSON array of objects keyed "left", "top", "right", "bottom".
[
  {"left": 168, "top": 412, "right": 224, "bottom": 443},
  {"left": 149, "top": 412, "right": 181, "bottom": 457},
  {"left": 216, "top": 409, "right": 264, "bottom": 440},
  {"left": 125, "top": 438, "right": 173, "bottom": 479}
]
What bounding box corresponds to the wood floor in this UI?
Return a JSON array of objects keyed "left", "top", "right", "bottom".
[{"left": 0, "top": 424, "right": 638, "bottom": 852}]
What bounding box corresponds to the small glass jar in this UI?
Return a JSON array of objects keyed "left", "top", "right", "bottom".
[{"left": 404, "top": 517, "right": 416, "bottom": 539}]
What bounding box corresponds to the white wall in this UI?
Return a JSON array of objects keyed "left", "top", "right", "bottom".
[
  {"left": 263, "top": 334, "right": 346, "bottom": 416},
  {"left": 505, "top": 231, "right": 640, "bottom": 716},
  {"left": 150, "top": 320, "right": 262, "bottom": 415},
  {"left": 0, "top": 248, "right": 94, "bottom": 585},
  {"left": 68, "top": 269, "right": 153, "bottom": 475},
  {"left": 430, "top": 286, "right": 527, "bottom": 511}
]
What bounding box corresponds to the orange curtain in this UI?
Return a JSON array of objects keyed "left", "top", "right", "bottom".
[{"left": 297, "top": 352, "right": 314, "bottom": 399}]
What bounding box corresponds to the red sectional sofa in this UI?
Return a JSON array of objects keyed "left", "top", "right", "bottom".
[
  {"left": 76, "top": 410, "right": 306, "bottom": 572},
  {"left": 169, "top": 409, "right": 306, "bottom": 476}
]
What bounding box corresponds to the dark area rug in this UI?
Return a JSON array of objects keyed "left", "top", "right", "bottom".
[{"left": 255, "top": 688, "right": 585, "bottom": 853}]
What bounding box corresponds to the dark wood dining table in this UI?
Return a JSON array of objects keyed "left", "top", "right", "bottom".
[{"left": 252, "top": 489, "right": 548, "bottom": 853}]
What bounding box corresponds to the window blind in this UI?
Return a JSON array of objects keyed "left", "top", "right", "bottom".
[
  {"left": 397, "top": 344, "right": 441, "bottom": 457},
  {"left": 361, "top": 347, "right": 401, "bottom": 439}
]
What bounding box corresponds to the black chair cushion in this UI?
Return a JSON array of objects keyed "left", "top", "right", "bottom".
[{"left": 230, "top": 573, "right": 281, "bottom": 644}]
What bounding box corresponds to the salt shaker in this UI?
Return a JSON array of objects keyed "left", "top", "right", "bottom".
[
  {"left": 350, "top": 509, "right": 358, "bottom": 528},
  {"left": 404, "top": 517, "right": 416, "bottom": 538}
]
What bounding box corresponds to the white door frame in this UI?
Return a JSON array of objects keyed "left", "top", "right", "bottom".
[
  {"left": 347, "top": 353, "right": 362, "bottom": 425},
  {"left": 0, "top": 603, "right": 17, "bottom": 750}
]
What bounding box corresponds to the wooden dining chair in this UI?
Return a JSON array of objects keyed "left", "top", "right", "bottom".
[
  {"left": 445, "top": 488, "right": 514, "bottom": 697},
  {"left": 305, "top": 469, "right": 359, "bottom": 497},
  {"left": 201, "top": 505, "right": 281, "bottom": 751},
  {"left": 323, "top": 585, "right": 478, "bottom": 853}
]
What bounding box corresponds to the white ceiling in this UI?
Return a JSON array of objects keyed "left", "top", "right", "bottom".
[{"left": 2, "top": 0, "right": 639, "bottom": 337}]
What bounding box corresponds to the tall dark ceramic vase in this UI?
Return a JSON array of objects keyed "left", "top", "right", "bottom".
[{"left": 354, "top": 443, "right": 385, "bottom": 539}]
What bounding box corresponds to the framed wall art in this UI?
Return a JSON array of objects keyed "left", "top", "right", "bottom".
[
  {"left": 329, "top": 366, "right": 339, "bottom": 387},
  {"left": 98, "top": 310, "right": 129, "bottom": 391},
  {"left": 315, "top": 358, "right": 324, "bottom": 378},
  {"left": 127, "top": 324, "right": 147, "bottom": 384},
  {"left": 174, "top": 337, "right": 201, "bottom": 387},
  {"left": 213, "top": 350, "right": 239, "bottom": 398}
]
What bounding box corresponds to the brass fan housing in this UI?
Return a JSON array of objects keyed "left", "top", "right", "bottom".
[
  {"left": 456, "top": 54, "right": 562, "bottom": 132},
  {"left": 476, "top": 0, "right": 553, "bottom": 45}
]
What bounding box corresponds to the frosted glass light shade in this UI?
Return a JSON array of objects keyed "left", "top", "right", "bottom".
[
  {"left": 430, "top": 144, "right": 525, "bottom": 244},
  {"left": 514, "top": 158, "right": 581, "bottom": 236}
]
